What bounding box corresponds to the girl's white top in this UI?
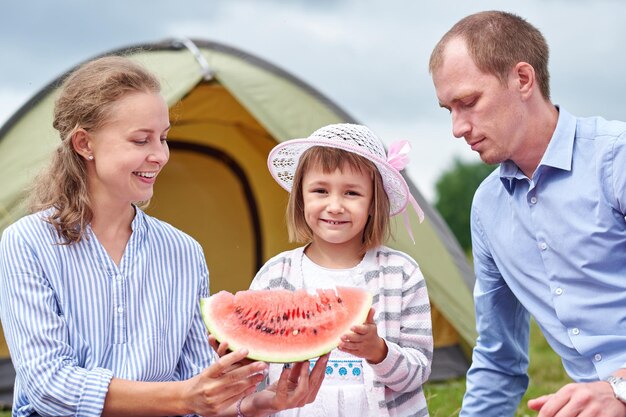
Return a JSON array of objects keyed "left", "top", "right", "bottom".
[{"left": 266, "top": 253, "right": 370, "bottom": 417}]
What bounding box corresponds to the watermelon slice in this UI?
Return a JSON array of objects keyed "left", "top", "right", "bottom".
[{"left": 200, "top": 287, "right": 372, "bottom": 363}]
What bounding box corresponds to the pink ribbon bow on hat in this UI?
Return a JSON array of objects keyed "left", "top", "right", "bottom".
[
  {"left": 387, "top": 140, "right": 425, "bottom": 243},
  {"left": 387, "top": 140, "right": 412, "bottom": 171}
]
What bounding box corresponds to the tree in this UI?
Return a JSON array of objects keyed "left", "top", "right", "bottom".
[{"left": 434, "top": 159, "right": 496, "bottom": 253}]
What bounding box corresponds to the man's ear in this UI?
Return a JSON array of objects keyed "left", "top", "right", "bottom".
[
  {"left": 71, "top": 129, "right": 93, "bottom": 161},
  {"left": 513, "top": 62, "right": 536, "bottom": 100}
]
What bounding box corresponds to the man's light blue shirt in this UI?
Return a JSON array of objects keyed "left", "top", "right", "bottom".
[
  {"left": 461, "top": 108, "right": 626, "bottom": 416},
  {"left": 0, "top": 208, "right": 213, "bottom": 417}
]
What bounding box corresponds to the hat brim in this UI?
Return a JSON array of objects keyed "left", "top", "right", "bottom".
[{"left": 267, "top": 138, "right": 410, "bottom": 215}]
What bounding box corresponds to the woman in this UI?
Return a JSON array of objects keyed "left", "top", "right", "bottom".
[{"left": 0, "top": 56, "right": 326, "bottom": 417}]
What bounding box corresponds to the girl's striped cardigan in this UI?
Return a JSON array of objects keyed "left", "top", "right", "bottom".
[{"left": 250, "top": 245, "right": 433, "bottom": 417}]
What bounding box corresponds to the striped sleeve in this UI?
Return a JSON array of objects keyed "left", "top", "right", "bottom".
[
  {"left": 174, "top": 240, "right": 214, "bottom": 381},
  {"left": 250, "top": 252, "right": 295, "bottom": 291},
  {"left": 369, "top": 252, "right": 433, "bottom": 393},
  {"left": 0, "top": 222, "right": 113, "bottom": 417}
]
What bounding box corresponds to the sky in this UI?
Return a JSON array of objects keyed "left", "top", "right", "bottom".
[{"left": 2, "top": 0, "right": 625, "bottom": 202}]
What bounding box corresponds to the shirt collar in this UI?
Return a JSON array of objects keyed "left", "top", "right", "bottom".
[
  {"left": 538, "top": 107, "right": 576, "bottom": 171},
  {"left": 130, "top": 204, "right": 147, "bottom": 239},
  {"left": 499, "top": 106, "right": 577, "bottom": 193}
]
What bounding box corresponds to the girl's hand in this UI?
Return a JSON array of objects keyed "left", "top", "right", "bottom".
[
  {"left": 181, "top": 348, "right": 267, "bottom": 416},
  {"left": 338, "top": 308, "right": 388, "bottom": 364},
  {"left": 248, "top": 353, "right": 330, "bottom": 413}
]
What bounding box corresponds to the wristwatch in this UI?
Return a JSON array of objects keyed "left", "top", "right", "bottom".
[{"left": 606, "top": 375, "right": 626, "bottom": 404}]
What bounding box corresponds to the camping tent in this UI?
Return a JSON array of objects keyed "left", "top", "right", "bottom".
[{"left": 0, "top": 39, "right": 476, "bottom": 405}]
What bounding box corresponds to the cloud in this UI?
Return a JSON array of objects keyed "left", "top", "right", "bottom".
[
  {"left": 371, "top": 117, "right": 480, "bottom": 202},
  {"left": 2, "top": 0, "right": 625, "bottom": 202},
  {"left": 0, "top": 88, "right": 30, "bottom": 127}
]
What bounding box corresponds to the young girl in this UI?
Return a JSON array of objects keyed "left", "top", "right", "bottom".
[
  {"left": 0, "top": 56, "right": 325, "bottom": 417},
  {"left": 250, "top": 123, "right": 433, "bottom": 417}
]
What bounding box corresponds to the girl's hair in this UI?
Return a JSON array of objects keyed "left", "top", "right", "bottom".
[
  {"left": 286, "top": 146, "right": 391, "bottom": 253},
  {"left": 29, "top": 55, "right": 161, "bottom": 244},
  {"left": 429, "top": 10, "right": 551, "bottom": 100}
]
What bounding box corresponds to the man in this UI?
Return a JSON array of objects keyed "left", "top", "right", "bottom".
[{"left": 429, "top": 10, "right": 626, "bottom": 417}]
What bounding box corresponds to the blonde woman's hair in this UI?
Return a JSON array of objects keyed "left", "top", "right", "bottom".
[
  {"left": 29, "top": 55, "right": 161, "bottom": 244},
  {"left": 286, "top": 146, "right": 391, "bottom": 254}
]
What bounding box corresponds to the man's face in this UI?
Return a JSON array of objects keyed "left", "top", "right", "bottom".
[{"left": 432, "top": 37, "right": 526, "bottom": 165}]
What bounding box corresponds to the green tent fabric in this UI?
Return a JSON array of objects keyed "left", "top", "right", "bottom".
[{"left": 0, "top": 39, "right": 476, "bottom": 406}]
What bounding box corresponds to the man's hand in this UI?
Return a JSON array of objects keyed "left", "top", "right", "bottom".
[{"left": 528, "top": 381, "right": 626, "bottom": 417}]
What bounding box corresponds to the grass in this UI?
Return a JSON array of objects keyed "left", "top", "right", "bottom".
[
  {"left": 0, "top": 324, "right": 567, "bottom": 417},
  {"left": 424, "top": 320, "right": 571, "bottom": 417}
]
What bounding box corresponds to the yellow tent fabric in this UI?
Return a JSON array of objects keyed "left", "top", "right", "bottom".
[{"left": 0, "top": 41, "right": 476, "bottom": 399}]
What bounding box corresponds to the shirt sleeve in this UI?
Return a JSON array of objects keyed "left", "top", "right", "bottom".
[
  {"left": 249, "top": 253, "right": 294, "bottom": 291},
  {"left": 599, "top": 132, "right": 626, "bottom": 215},
  {"left": 368, "top": 257, "right": 433, "bottom": 393},
  {"left": 249, "top": 263, "right": 270, "bottom": 290},
  {"left": 0, "top": 225, "right": 113, "bottom": 417},
  {"left": 174, "top": 242, "right": 215, "bottom": 381},
  {"left": 600, "top": 133, "right": 626, "bottom": 371},
  {"left": 460, "top": 205, "right": 530, "bottom": 417}
]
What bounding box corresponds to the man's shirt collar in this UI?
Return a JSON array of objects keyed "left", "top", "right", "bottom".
[{"left": 499, "top": 106, "right": 576, "bottom": 194}]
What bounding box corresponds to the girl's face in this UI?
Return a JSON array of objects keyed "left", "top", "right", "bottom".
[
  {"left": 86, "top": 91, "right": 170, "bottom": 207},
  {"left": 302, "top": 164, "right": 373, "bottom": 250}
]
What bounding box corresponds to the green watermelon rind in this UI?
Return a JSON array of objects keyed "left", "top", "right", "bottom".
[{"left": 200, "top": 290, "right": 373, "bottom": 363}]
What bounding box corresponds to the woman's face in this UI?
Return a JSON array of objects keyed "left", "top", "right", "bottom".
[{"left": 86, "top": 91, "right": 170, "bottom": 207}]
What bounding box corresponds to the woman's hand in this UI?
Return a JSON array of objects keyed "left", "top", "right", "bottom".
[
  {"left": 181, "top": 348, "right": 267, "bottom": 416},
  {"left": 338, "top": 308, "right": 388, "bottom": 364},
  {"left": 209, "top": 334, "right": 257, "bottom": 367},
  {"left": 247, "top": 353, "right": 330, "bottom": 414},
  {"left": 209, "top": 334, "right": 230, "bottom": 357}
]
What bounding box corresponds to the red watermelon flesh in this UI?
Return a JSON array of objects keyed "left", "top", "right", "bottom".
[{"left": 201, "top": 287, "right": 372, "bottom": 363}]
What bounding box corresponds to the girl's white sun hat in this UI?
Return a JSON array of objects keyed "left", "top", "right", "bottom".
[{"left": 267, "top": 124, "right": 424, "bottom": 237}]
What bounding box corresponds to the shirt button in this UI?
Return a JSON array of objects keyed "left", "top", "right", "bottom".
[
  {"left": 572, "top": 328, "right": 580, "bottom": 335},
  {"left": 116, "top": 275, "right": 123, "bottom": 282},
  {"left": 539, "top": 242, "right": 548, "bottom": 251},
  {"left": 555, "top": 288, "right": 563, "bottom": 295},
  {"left": 530, "top": 196, "right": 538, "bottom": 204},
  {"left": 594, "top": 354, "right": 602, "bottom": 362},
  {"left": 117, "top": 306, "right": 124, "bottom": 314}
]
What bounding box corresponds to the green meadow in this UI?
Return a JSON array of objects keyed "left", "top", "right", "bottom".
[{"left": 425, "top": 320, "right": 570, "bottom": 416}]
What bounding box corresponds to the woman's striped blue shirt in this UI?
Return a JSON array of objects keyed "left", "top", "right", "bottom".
[{"left": 0, "top": 208, "right": 213, "bottom": 417}]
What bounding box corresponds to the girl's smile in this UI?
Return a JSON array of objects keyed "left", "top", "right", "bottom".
[{"left": 302, "top": 165, "right": 372, "bottom": 250}]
